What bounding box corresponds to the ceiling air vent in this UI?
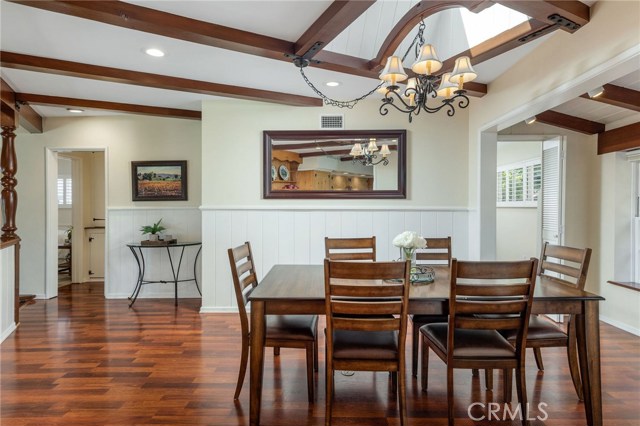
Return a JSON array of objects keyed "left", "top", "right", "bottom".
[{"left": 320, "top": 114, "right": 344, "bottom": 130}]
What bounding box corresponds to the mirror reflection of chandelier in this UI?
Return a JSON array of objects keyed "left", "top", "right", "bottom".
[
  {"left": 349, "top": 138, "right": 390, "bottom": 166},
  {"left": 379, "top": 21, "right": 477, "bottom": 123}
]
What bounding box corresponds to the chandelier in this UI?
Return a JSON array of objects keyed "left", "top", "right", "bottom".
[
  {"left": 292, "top": 21, "right": 477, "bottom": 123},
  {"left": 349, "top": 138, "right": 390, "bottom": 166}
]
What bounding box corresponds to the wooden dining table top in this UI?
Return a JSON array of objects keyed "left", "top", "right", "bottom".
[{"left": 250, "top": 264, "right": 604, "bottom": 303}]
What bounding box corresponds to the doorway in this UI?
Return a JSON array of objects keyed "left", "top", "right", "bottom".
[{"left": 46, "top": 148, "right": 107, "bottom": 299}]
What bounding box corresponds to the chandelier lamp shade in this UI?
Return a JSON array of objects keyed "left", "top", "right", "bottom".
[
  {"left": 349, "top": 138, "right": 391, "bottom": 166},
  {"left": 291, "top": 20, "right": 477, "bottom": 123}
]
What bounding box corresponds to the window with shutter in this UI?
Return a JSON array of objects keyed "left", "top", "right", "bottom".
[{"left": 496, "top": 158, "right": 541, "bottom": 207}]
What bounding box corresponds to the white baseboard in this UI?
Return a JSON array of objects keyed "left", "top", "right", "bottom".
[
  {"left": 200, "top": 306, "right": 238, "bottom": 313},
  {"left": 600, "top": 315, "right": 640, "bottom": 336},
  {"left": 0, "top": 323, "right": 17, "bottom": 343}
]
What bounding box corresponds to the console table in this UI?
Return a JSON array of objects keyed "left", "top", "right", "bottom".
[{"left": 126, "top": 242, "right": 202, "bottom": 307}]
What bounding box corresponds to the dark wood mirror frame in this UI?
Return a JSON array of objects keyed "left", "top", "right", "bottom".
[{"left": 263, "top": 130, "right": 406, "bottom": 199}]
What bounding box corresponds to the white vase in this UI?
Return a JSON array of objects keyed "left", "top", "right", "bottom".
[{"left": 148, "top": 234, "right": 159, "bottom": 241}]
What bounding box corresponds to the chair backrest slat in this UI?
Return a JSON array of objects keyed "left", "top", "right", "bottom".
[
  {"left": 329, "top": 260, "right": 402, "bottom": 280},
  {"left": 456, "top": 283, "right": 531, "bottom": 297},
  {"left": 331, "top": 284, "right": 404, "bottom": 298},
  {"left": 455, "top": 317, "right": 522, "bottom": 330},
  {"left": 325, "top": 237, "right": 376, "bottom": 261},
  {"left": 448, "top": 258, "right": 538, "bottom": 362},
  {"left": 332, "top": 300, "right": 403, "bottom": 316},
  {"left": 333, "top": 317, "right": 401, "bottom": 332},
  {"left": 457, "top": 261, "right": 535, "bottom": 279},
  {"left": 415, "top": 237, "right": 452, "bottom": 266},
  {"left": 456, "top": 299, "right": 527, "bottom": 315},
  {"left": 541, "top": 260, "right": 580, "bottom": 279},
  {"left": 539, "top": 242, "right": 592, "bottom": 289}
]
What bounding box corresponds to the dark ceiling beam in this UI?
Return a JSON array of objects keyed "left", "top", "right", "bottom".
[
  {"left": 15, "top": 93, "right": 201, "bottom": 120},
  {"left": 439, "top": 19, "right": 555, "bottom": 74},
  {"left": 535, "top": 110, "right": 605, "bottom": 135},
  {"left": 294, "top": 0, "right": 376, "bottom": 58},
  {"left": 581, "top": 84, "right": 640, "bottom": 112},
  {"left": 9, "top": 0, "right": 292, "bottom": 60},
  {"left": 371, "top": 0, "right": 492, "bottom": 71},
  {"left": 1, "top": 78, "right": 42, "bottom": 132},
  {"left": 9, "top": 0, "right": 494, "bottom": 98},
  {"left": 0, "top": 52, "right": 322, "bottom": 107},
  {"left": 598, "top": 122, "right": 640, "bottom": 155},
  {"left": 496, "top": 1, "right": 590, "bottom": 32}
]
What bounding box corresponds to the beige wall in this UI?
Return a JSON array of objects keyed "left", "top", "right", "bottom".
[
  {"left": 15, "top": 115, "right": 201, "bottom": 296},
  {"left": 202, "top": 99, "right": 469, "bottom": 208},
  {"left": 496, "top": 140, "right": 541, "bottom": 260}
]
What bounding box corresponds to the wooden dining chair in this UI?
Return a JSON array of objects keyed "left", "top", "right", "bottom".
[
  {"left": 228, "top": 242, "right": 319, "bottom": 401},
  {"left": 496, "top": 242, "right": 592, "bottom": 400},
  {"left": 324, "top": 259, "right": 411, "bottom": 426},
  {"left": 410, "top": 236, "right": 451, "bottom": 376},
  {"left": 324, "top": 236, "right": 376, "bottom": 261},
  {"left": 420, "top": 258, "right": 538, "bottom": 426}
]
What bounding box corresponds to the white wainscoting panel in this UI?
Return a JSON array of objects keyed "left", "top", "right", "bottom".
[
  {"left": 107, "top": 208, "right": 202, "bottom": 300},
  {"left": 1, "top": 246, "right": 16, "bottom": 343},
  {"left": 200, "top": 208, "right": 469, "bottom": 312}
]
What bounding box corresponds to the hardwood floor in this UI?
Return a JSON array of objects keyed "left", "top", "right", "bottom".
[{"left": 2, "top": 282, "right": 639, "bottom": 425}]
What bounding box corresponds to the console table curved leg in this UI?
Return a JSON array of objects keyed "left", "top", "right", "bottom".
[
  {"left": 166, "top": 246, "right": 186, "bottom": 307},
  {"left": 193, "top": 246, "right": 202, "bottom": 296},
  {"left": 128, "top": 246, "right": 144, "bottom": 307}
]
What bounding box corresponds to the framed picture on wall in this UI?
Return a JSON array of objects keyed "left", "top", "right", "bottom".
[{"left": 131, "top": 160, "right": 188, "bottom": 201}]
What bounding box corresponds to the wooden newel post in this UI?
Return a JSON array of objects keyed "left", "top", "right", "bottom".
[{"left": 1, "top": 125, "right": 18, "bottom": 242}]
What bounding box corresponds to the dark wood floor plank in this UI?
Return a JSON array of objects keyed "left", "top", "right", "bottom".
[{"left": 1, "top": 282, "right": 639, "bottom": 425}]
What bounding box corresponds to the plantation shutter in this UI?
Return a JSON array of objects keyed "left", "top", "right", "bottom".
[{"left": 542, "top": 138, "right": 563, "bottom": 245}]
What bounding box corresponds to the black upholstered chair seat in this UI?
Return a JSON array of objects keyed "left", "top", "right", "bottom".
[
  {"left": 332, "top": 330, "right": 398, "bottom": 360},
  {"left": 501, "top": 315, "right": 567, "bottom": 341},
  {"left": 422, "top": 323, "right": 516, "bottom": 359},
  {"left": 265, "top": 315, "right": 319, "bottom": 341}
]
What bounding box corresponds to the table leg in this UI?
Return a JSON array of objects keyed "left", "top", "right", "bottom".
[
  {"left": 576, "top": 300, "right": 602, "bottom": 426},
  {"left": 128, "top": 247, "right": 144, "bottom": 308},
  {"left": 166, "top": 246, "right": 186, "bottom": 307},
  {"left": 193, "top": 246, "right": 202, "bottom": 296},
  {"left": 250, "top": 300, "right": 266, "bottom": 426}
]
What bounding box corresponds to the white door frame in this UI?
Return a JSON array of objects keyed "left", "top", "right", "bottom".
[{"left": 45, "top": 147, "right": 109, "bottom": 298}]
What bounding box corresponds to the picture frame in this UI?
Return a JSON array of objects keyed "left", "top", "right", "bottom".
[{"left": 131, "top": 160, "right": 188, "bottom": 201}]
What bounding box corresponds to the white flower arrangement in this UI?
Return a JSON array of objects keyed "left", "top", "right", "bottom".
[{"left": 392, "top": 231, "right": 427, "bottom": 250}]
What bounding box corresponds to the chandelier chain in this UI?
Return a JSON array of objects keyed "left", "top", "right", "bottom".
[
  {"left": 296, "top": 21, "right": 425, "bottom": 109},
  {"left": 299, "top": 67, "right": 383, "bottom": 109}
]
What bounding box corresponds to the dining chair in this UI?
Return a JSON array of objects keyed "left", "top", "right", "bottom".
[
  {"left": 228, "top": 242, "right": 319, "bottom": 401},
  {"left": 494, "top": 242, "right": 592, "bottom": 400},
  {"left": 324, "top": 236, "right": 376, "bottom": 261},
  {"left": 324, "top": 259, "right": 411, "bottom": 426},
  {"left": 410, "top": 236, "right": 451, "bottom": 377},
  {"left": 420, "top": 258, "right": 538, "bottom": 426}
]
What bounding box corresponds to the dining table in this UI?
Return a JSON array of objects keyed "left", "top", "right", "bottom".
[{"left": 248, "top": 264, "right": 605, "bottom": 426}]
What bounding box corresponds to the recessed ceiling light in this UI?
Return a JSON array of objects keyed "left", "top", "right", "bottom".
[
  {"left": 587, "top": 86, "right": 605, "bottom": 98},
  {"left": 326, "top": 81, "right": 341, "bottom": 87},
  {"left": 145, "top": 48, "right": 165, "bottom": 57},
  {"left": 67, "top": 108, "right": 84, "bottom": 113}
]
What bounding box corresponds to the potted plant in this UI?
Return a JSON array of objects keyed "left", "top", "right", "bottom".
[{"left": 140, "top": 219, "right": 166, "bottom": 241}]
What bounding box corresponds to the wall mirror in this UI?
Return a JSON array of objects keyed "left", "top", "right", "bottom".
[{"left": 263, "top": 130, "right": 406, "bottom": 199}]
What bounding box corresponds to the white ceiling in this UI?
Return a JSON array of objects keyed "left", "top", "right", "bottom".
[{"left": 0, "top": 0, "right": 636, "bottom": 127}]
